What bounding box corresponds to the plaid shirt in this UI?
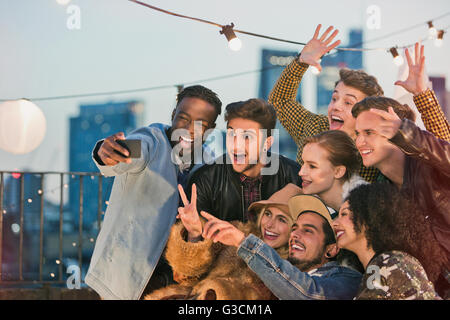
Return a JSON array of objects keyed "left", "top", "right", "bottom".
[
  {"left": 240, "top": 173, "right": 262, "bottom": 222},
  {"left": 413, "top": 89, "right": 450, "bottom": 142},
  {"left": 268, "top": 58, "right": 449, "bottom": 183}
]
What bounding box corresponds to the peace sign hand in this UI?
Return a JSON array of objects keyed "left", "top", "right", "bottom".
[
  {"left": 298, "top": 24, "right": 341, "bottom": 72},
  {"left": 177, "top": 184, "right": 203, "bottom": 242}
]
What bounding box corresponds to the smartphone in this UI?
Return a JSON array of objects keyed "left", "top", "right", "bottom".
[{"left": 115, "top": 139, "right": 141, "bottom": 158}]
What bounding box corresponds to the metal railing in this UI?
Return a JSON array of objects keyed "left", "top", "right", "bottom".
[{"left": 0, "top": 170, "right": 106, "bottom": 286}]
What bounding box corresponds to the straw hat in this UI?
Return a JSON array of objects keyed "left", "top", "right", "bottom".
[
  {"left": 249, "top": 183, "right": 303, "bottom": 225},
  {"left": 288, "top": 194, "right": 335, "bottom": 239}
]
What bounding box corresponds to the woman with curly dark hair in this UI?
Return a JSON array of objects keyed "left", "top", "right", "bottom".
[{"left": 333, "top": 183, "right": 445, "bottom": 299}]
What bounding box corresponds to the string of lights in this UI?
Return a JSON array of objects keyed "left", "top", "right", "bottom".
[
  {"left": 0, "top": 2, "right": 448, "bottom": 102},
  {"left": 1, "top": 172, "right": 112, "bottom": 216},
  {"left": 0, "top": 65, "right": 283, "bottom": 102},
  {"left": 0, "top": 170, "right": 107, "bottom": 280},
  {"left": 128, "top": 1, "right": 449, "bottom": 52},
  {"left": 347, "top": 12, "right": 450, "bottom": 48}
]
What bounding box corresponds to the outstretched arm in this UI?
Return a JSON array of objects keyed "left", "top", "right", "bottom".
[
  {"left": 237, "top": 234, "right": 361, "bottom": 300},
  {"left": 298, "top": 24, "right": 341, "bottom": 72},
  {"left": 92, "top": 128, "right": 156, "bottom": 177},
  {"left": 202, "top": 212, "right": 362, "bottom": 300},
  {"left": 268, "top": 25, "right": 338, "bottom": 149},
  {"left": 201, "top": 211, "right": 245, "bottom": 247}
]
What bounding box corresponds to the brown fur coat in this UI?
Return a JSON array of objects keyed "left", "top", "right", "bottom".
[{"left": 144, "top": 220, "right": 289, "bottom": 300}]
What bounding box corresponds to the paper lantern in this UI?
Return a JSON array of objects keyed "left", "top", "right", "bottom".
[{"left": 0, "top": 99, "right": 46, "bottom": 154}]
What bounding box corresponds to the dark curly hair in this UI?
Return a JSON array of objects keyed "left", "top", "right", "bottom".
[
  {"left": 176, "top": 85, "right": 222, "bottom": 118},
  {"left": 346, "top": 183, "right": 446, "bottom": 283}
]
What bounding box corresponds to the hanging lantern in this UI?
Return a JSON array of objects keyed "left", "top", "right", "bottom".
[{"left": 0, "top": 99, "right": 46, "bottom": 154}]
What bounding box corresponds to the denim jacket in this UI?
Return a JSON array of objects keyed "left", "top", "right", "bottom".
[
  {"left": 85, "top": 123, "right": 209, "bottom": 300},
  {"left": 237, "top": 234, "right": 362, "bottom": 300}
]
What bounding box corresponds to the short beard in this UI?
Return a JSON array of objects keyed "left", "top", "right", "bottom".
[{"left": 287, "top": 247, "right": 327, "bottom": 272}]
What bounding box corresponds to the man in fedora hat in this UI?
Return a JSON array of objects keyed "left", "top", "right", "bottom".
[{"left": 201, "top": 194, "right": 362, "bottom": 300}]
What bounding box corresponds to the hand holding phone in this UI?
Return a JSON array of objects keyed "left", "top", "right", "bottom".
[
  {"left": 97, "top": 132, "right": 141, "bottom": 166},
  {"left": 115, "top": 139, "right": 141, "bottom": 158}
]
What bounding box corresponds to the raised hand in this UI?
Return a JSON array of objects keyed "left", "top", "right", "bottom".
[
  {"left": 394, "top": 42, "right": 427, "bottom": 96},
  {"left": 201, "top": 211, "right": 245, "bottom": 247},
  {"left": 97, "top": 132, "right": 132, "bottom": 166},
  {"left": 177, "top": 184, "right": 203, "bottom": 241},
  {"left": 298, "top": 24, "right": 341, "bottom": 72},
  {"left": 369, "top": 107, "right": 402, "bottom": 140}
]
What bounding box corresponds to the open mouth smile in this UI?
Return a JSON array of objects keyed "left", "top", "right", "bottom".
[
  {"left": 179, "top": 136, "right": 194, "bottom": 149},
  {"left": 336, "top": 230, "right": 345, "bottom": 239},
  {"left": 301, "top": 179, "right": 312, "bottom": 189},
  {"left": 232, "top": 153, "right": 247, "bottom": 164},
  {"left": 290, "top": 240, "right": 306, "bottom": 252},
  {"left": 264, "top": 229, "right": 280, "bottom": 241},
  {"left": 359, "top": 148, "right": 373, "bottom": 156},
  {"left": 330, "top": 115, "right": 344, "bottom": 130}
]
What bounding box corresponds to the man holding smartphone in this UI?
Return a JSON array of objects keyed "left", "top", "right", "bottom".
[{"left": 85, "top": 85, "right": 222, "bottom": 300}]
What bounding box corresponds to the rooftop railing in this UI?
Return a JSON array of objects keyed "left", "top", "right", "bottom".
[{"left": 0, "top": 170, "right": 107, "bottom": 287}]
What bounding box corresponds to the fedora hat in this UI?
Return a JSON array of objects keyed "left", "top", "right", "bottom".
[
  {"left": 249, "top": 183, "right": 302, "bottom": 224},
  {"left": 288, "top": 194, "right": 335, "bottom": 239}
]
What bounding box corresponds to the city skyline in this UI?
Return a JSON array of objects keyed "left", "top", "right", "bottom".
[{"left": 1, "top": 0, "right": 449, "bottom": 172}]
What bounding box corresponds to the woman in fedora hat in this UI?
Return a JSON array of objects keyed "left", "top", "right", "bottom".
[{"left": 144, "top": 183, "right": 302, "bottom": 300}]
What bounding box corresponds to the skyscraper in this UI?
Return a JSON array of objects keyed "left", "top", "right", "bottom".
[
  {"left": 259, "top": 49, "right": 300, "bottom": 160},
  {"left": 69, "top": 100, "right": 145, "bottom": 228}
]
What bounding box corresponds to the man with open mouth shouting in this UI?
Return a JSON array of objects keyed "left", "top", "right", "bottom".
[
  {"left": 187, "top": 98, "right": 302, "bottom": 223},
  {"left": 269, "top": 25, "right": 450, "bottom": 183}
]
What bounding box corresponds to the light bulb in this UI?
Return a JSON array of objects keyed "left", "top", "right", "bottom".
[
  {"left": 435, "top": 30, "right": 444, "bottom": 47},
  {"left": 311, "top": 66, "right": 320, "bottom": 75},
  {"left": 228, "top": 37, "right": 242, "bottom": 51},
  {"left": 393, "top": 55, "right": 404, "bottom": 66},
  {"left": 390, "top": 47, "right": 404, "bottom": 67},
  {"left": 427, "top": 21, "right": 437, "bottom": 38},
  {"left": 221, "top": 23, "right": 242, "bottom": 52},
  {"left": 429, "top": 27, "right": 437, "bottom": 38}
]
